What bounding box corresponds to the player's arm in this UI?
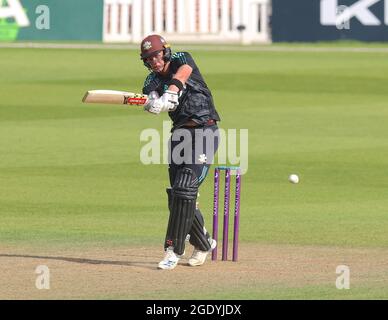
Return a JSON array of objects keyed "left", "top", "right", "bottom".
[
  {"left": 156, "top": 66, "right": 191, "bottom": 113},
  {"left": 168, "top": 64, "right": 193, "bottom": 93},
  {"left": 167, "top": 52, "right": 196, "bottom": 93},
  {"left": 142, "top": 74, "right": 164, "bottom": 114},
  {"left": 145, "top": 53, "right": 194, "bottom": 114},
  {"left": 157, "top": 54, "right": 194, "bottom": 112}
]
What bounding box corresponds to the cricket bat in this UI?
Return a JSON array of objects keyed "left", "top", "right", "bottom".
[{"left": 82, "top": 90, "right": 148, "bottom": 106}]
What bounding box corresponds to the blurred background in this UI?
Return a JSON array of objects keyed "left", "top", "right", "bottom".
[{"left": 2, "top": 0, "right": 388, "bottom": 44}]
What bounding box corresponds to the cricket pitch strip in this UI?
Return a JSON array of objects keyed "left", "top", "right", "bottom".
[{"left": 0, "top": 244, "right": 387, "bottom": 299}]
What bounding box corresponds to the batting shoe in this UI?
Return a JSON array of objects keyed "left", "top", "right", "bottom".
[
  {"left": 188, "top": 239, "right": 217, "bottom": 267},
  {"left": 158, "top": 247, "right": 180, "bottom": 270}
]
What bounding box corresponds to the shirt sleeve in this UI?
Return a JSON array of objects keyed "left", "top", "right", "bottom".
[
  {"left": 142, "top": 73, "right": 161, "bottom": 95},
  {"left": 170, "top": 52, "right": 197, "bottom": 70}
]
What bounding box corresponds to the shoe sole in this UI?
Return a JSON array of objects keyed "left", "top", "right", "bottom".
[
  {"left": 158, "top": 264, "right": 178, "bottom": 270},
  {"left": 187, "top": 260, "right": 205, "bottom": 267},
  {"left": 157, "top": 260, "right": 179, "bottom": 270}
]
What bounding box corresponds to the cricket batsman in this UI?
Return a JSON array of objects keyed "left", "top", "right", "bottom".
[{"left": 140, "top": 35, "right": 221, "bottom": 270}]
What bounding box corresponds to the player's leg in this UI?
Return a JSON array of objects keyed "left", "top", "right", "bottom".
[
  {"left": 159, "top": 125, "right": 219, "bottom": 269},
  {"left": 163, "top": 164, "right": 178, "bottom": 251},
  {"left": 190, "top": 206, "right": 213, "bottom": 251},
  {"left": 186, "top": 125, "right": 220, "bottom": 266},
  {"left": 184, "top": 164, "right": 217, "bottom": 266},
  {"left": 159, "top": 137, "right": 180, "bottom": 269},
  {"left": 158, "top": 167, "right": 199, "bottom": 270},
  {"left": 169, "top": 163, "right": 211, "bottom": 253}
]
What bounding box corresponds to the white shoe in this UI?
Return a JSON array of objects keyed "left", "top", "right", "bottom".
[
  {"left": 188, "top": 239, "right": 217, "bottom": 267},
  {"left": 158, "top": 247, "right": 180, "bottom": 270}
]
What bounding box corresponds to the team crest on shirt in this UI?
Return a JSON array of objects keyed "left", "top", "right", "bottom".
[{"left": 143, "top": 41, "right": 152, "bottom": 50}]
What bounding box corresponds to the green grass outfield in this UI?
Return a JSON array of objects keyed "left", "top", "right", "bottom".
[{"left": 1, "top": 45, "right": 388, "bottom": 299}]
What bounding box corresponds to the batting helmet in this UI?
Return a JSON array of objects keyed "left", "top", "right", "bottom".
[{"left": 140, "top": 34, "right": 172, "bottom": 67}]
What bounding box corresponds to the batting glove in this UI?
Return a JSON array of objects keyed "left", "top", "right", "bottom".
[
  {"left": 144, "top": 91, "right": 162, "bottom": 114},
  {"left": 160, "top": 90, "right": 179, "bottom": 112},
  {"left": 144, "top": 90, "right": 178, "bottom": 114}
]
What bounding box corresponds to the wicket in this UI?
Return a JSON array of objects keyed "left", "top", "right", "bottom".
[{"left": 212, "top": 166, "right": 241, "bottom": 262}]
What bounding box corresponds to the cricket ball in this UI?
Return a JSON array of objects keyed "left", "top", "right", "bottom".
[{"left": 289, "top": 174, "right": 299, "bottom": 184}]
